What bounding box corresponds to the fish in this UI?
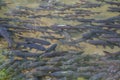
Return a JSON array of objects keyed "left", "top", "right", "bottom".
[
  {"left": 97, "top": 24, "right": 120, "bottom": 29},
  {"left": 41, "top": 51, "right": 67, "bottom": 57},
  {"left": 87, "top": 40, "right": 113, "bottom": 48},
  {"left": 16, "top": 42, "right": 46, "bottom": 51},
  {"left": 16, "top": 6, "right": 35, "bottom": 11},
  {"left": 81, "top": 3, "right": 101, "bottom": 8},
  {"left": 90, "top": 29, "right": 116, "bottom": 34},
  {"left": 26, "top": 77, "right": 39, "bottom": 80},
  {"left": 89, "top": 72, "right": 107, "bottom": 80},
  {"left": 106, "top": 38, "right": 120, "bottom": 43},
  {"left": 95, "top": 15, "right": 120, "bottom": 24},
  {"left": 96, "top": 0, "right": 105, "bottom": 2},
  {"left": 41, "top": 36, "right": 64, "bottom": 40},
  {"left": 0, "top": 27, "right": 13, "bottom": 47},
  {"left": 103, "top": 51, "right": 120, "bottom": 59},
  {"left": 46, "top": 52, "right": 79, "bottom": 63},
  {"left": 59, "top": 39, "right": 83, "bottom": 49},
  {"left": 6, "top": 61, "right": 21, "bottom": 73},
  {"left": 105, "top": 1, "right": 120, "bottom": 6},
  {"left": 10, "top": 9, "right": 33, "bottom": 16},
  {"left": 28, "top": 14, "right": 50, "bottom": 18},
  {"left": 94, "top": 19, "right": 114, "bottom": 24},
  {"left": 62, "top": 31, "right": 71, "bottom": 41},
  {"left": 108, "top": 7, "right": 120, "bottom": 12},
  {"left": 50, "top": 71, "right": 75, "bottom": 77},
  {"left": 19, "top": 36, "right": 51, "bottom": 45},
  {"left": 23, "top": 24, "right": 51, "bottom": 31},
  {"left": 74, "top": 10, "right": 100, "bottom": 15},
  {"left": 32, "top": 71, "right": 49, "bottom": 77},
  {"left": 101, "top": 34, "right": 120, "bottom": 38},
  {"left": 60, "top": 64, "right": 77, "bottom": 71},
  {"left": 45, "top": 43, "right": 57, "bottom": 52},
  {"left": 82, "top": 31, "right": 96, "bottom": 40},
  {"left": 52, "top": 24, "right": 75, "bottom": 30},
  {"left": 7, "top": 50, "right": 42, "bottom": 58},
  {"left": 84, "top": 25, "right": 102, "bottom": 30},
  {"left": 12, "top": 73, "right": 25, "bottom": 80},
  {"left": 0, "top": 17, "right": 14, "bottom": 21},
  {"left": 0, "top": 2, "right": 11, "bottom": 8},
  {"left": 76, "top": 18, "right": 95, "bottom": 23},
  {"left": 63, "top": 55, "right": 83, "bottom": 65},
  {"left": 20, "top": 61, "right": 46, "bottom": 70},
  {"left": 0, "top": 59, "right": 15, "bottom": 70},
  {"left": 35, "top": 66, "right": 60, "bottom": 72},
  {"left": 103, "top": 51, "right": 120, "bottom": 57}
]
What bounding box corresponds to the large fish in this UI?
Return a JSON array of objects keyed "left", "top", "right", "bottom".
[
  {"left": 41, "top": 51, "right": 67, "bottom": 58},
  {"left": 87, "top": 40, "right": 113, "bottom": 48},
  {"left": 19, "top": 36, "right": 51, "bottom": 45},
  {"left": 0, "top": 27, "right": 13, "bottom": 47},
  {"left": 16, "top": 42, "right": 46, "bottom": 51},
  {"left": 3, "top": 50, "right": 41, "bottom": 58},
  {"left": 35, "top": 66, "right": 60, "bottom": 72},
  {"left": 45, "top": 43, "right": 57, "bottom": 52},
  {"left": 50, "top": 71, "right": 76, "bottom": 77},
  {"left": 105, "top": 1, "right": 120, "bottom": 6},
  {"left": 108, "top": 7, "right": 120, "bottom": 12}
]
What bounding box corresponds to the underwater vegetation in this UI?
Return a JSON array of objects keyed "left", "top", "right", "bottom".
[{"left": 0, "top": 0, "right": 120, "bottom": 80}]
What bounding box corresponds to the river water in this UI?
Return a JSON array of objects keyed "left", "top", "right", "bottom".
[{"left": 0, "top": 0, "right": 120, "bottom": 55}]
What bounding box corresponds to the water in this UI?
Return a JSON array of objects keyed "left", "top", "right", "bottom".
[
  {"left": 0, "top": 0, "right": 120, "bottom": 80},
  {"left": 0, "top": 0, "right": 120, "bottom": 54}
]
